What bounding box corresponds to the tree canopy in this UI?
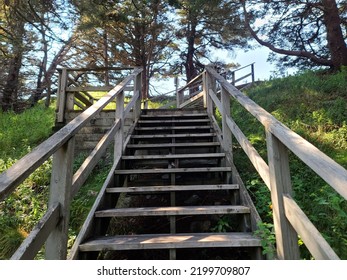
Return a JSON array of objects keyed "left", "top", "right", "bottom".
[{"left": 0, "top": 0, "right": 346, "bottom": 111}]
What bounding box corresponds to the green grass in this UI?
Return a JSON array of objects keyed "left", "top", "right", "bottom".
[{"left": 231, "top": 69, "right": 347, "bottom": 259}]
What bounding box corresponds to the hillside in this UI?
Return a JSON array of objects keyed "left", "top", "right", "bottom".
[{"left": 232, "top": 69, "right": 347, "bottom": 259}]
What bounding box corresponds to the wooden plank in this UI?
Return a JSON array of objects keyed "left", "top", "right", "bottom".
[
  {"left": 95, "top": 205, "right": 250, "bottom": 218},
  {"left": 135, "top": 125, "right": 211, "bottom": 131},
  {"left": 208, "top": 89, "right": 222, "bottom": 112},
  {"left": 126, "top": 142, "right": 220, "bottom": 149},
  {"left": 177, "top": 73, "right": 203, "bottom": 93},
  {"left": 138, "top": 119, "right": 210, "bottom": 124},
  {"left": 79, "top": 232, "right": 261, "bottom": 251},
  {"left": 115, "top": 167, "right": 231, "bottom": 175},
  {"left": 206, "top": 66, "right": 347, "bottom": 201},
  {"left": 57, "top": 68, "right": 68, "bottom": 122},
  {"left": 226, "top": 116, "right": 270, "bottom": 189},
  {"left": 11, "top": 203, "right": 60, "bottom": 260},
  {"left": 131, "top": 133, "right": 216, "bottom": 139},
  {"left": 123, "top": 90, "right": 140, "bottom": 117},
  {"left": 45, "top": 137, "right": 75, "bottom": 260},
  {"left": 140, "top": 113, "right": 208, "bottom": 118},
  {"left": 266, "top": 131, "right": 299, "bottom": 260},
  {"left": 72, "top": 120, "right": 121, "bottom": 197},
  {"left": 67, "top": 86, "right": 114, "bottom": 92},
  {"left": 74, "top": 91, "right": 93, "bottom": 107},
  {"left": 106, "top": 184, "right": 239, "bottom": 193},
  {"left": 221, "top": 87, "right": 232, "bottom": 153},
  {"left": 179, "top": 91, "right": 204, "bottom": 109},
  {"left": 0, "top": 68, "right": 142, "bottom": 202},
  {"left": 283, "top": 195, "right": 340, "bottom": 260},
  {"left": 122, "top": 153, "right": 225, "bottom": 160}
]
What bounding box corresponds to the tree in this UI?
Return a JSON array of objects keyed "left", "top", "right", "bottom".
[
  {"left": 241, "top": 0, "right": 347, "bottom": 70},
  {"left": 170, "top": 0, "right": 249, "bottom": 83}
]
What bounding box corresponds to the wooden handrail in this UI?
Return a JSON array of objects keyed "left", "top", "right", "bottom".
[
  {"left": 203, "top": 66, "right": 346, "bottom": 259},
  {"left": 206, "top": 66, "right": 347, "bottom": 200}
]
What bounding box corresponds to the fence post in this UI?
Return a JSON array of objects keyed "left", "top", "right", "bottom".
[
  {"left": 56, "top": 68, "right": 68, "bottom": 123},
  {"left": 221, "top": 86, "right": 232, "bottom": 158},
  {"left": 45, "top": 137, "right": 75, "bottom": 259},
  {"left": 204, "top": 68, "right": 216, "bottom": 115},
  {"left": 114, "top": 91, "right": 124, "bottom": 163},
  {"left": 134, "top": 71, "right": 142, "bottom": 120},
  {"left": 266, "top": 131, "right": 300, "bottom": 259},
  {"left": 251, "top": 63, "right": 255, "bottom": 84}
]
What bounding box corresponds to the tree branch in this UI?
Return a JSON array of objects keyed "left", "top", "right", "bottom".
[{"left": 241, "top": 0, "right": 333, "bottom": 67}]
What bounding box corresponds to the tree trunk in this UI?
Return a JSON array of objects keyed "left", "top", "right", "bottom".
[{"left": 322, "top": 0, "right": 347, "bottom": 69}]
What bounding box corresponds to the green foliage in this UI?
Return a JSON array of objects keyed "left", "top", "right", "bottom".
[
  {"left": 254, "top": 222, "right": 276, "bottom": 259},
  {"left": 233, "top": 70, "right": 347, "bottom": 259}
]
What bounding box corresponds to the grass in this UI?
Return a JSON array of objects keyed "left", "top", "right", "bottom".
[{"left": 231, "top": 69, "right": 347, "bottom": 259}]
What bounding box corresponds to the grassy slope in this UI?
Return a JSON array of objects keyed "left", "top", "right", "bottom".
[{"left": 232, "top": 70, "right": 347, "bottom": 259}]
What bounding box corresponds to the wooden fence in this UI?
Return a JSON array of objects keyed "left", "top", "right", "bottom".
[
  {"left": 0, "top": 67, "right": 142, "bottom": 259},
  {"left": 197, "top": 66, "right": 347, "bottom": 260}
]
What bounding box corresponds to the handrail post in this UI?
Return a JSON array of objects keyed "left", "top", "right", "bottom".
[
  {"left": 114, "top": 90, "right": 124, "bottom": 163},
  {"left": 221, "top": 86, "right": 232, "bottom": 160},
  {"left": 45, "top": 137, "right": 75, "bottom": 259},
  {"left": 204, "top": 68, "right": 216, "bottom": 115},
  {"left": 266, "top": 131, "right": 300, "bottom": 259},
  {"left": 251, "top": 63, "right": 255, "bottom": 84},
  {"left": 134, "top": 71, "right": 142, "bottom": 120},
  {"left": 56, "top": 68, "right": 68, "bottom": 123}
]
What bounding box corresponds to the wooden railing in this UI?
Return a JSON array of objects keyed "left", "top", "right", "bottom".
[
  {"left": 229, "top": 63, "right": 255, "bottom": 87},
  {"left": 194, "top": 66, "right": 346, "bottom": 260},
  {"left": 0, "top": 67, "right": 142, "bottom": 259}
]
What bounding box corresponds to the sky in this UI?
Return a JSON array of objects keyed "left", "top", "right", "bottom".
[{"left": 151, "top": 45, "right": 297, "bottom": 96}]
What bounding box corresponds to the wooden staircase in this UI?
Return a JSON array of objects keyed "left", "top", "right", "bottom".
[{"left": 70, "top": 109, "right": 263, "bottom": 260}]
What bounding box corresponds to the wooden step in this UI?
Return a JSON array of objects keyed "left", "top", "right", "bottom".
[
  {"left": 138, "top": 119, "right": 210, "bottom": 124},
  {"left": 95, "top": 205, "right": 250, "bottom": 218},
  {"left": 114, "top": 167, "right": 232, "bottom": 175},
  {"left": 122, "top": 153, "right": 225, "bottom": 160},
  {"left": 78, "top": 232, "right": 262, "bottom": 251},
  {"left": 131, "top": 133, "right": 216, "bottom": 139},
  {"left": 135, "top": 125, "right": 212, "bottom": 131},
  {"left": 106, "top": 184, "right": 239, "bottom": 193},
  {"left": 126, "top": 142, "right": 220, "bottom": 149},
  {"left": 140, "top": 113, "right": 208, "bottom": 118}
]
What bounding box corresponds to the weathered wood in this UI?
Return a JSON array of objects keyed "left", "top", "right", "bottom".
[
  {"left": 178, "top": 91, "right": 204, "bottom": 109},
  {"left": 66, "top": 86, "right": 114, "bottom": 92},
  {"left": 114, "top": 91, "right": 124, "bottom": 163},
  {"left": 45, "top": 137, "right": 75, "bottom": 260},
  {"left": 135, "top": 125, "right": 211, "bottom": 131},
  {"left": 72, "top": 120, "right": 121, "bottom": 197},
  {"left": 115, "top": 167, "right": 232, "bottom": 175},
  {"left": 0, "top": 68, "right": 142, "bottom": 202},
  {"left": 283, "top": 195, "right": 340, "bottom": 260},
  {"left": 57, "top": 68, "right": 68, "bottom": 122},
  {"left": 221, "top": 86, "right": 232, "bottom": 155},
  {"left": 11, "top": 203, "right": 60, "bottom": 260},
  {"left": 226, "top": 116, "right": 270, "bottom": 189},
  {"left": 206, "top": 66, "right": 347, "bottom": 200},
  {"left": 106, "top": 184, "right": 239, "bottom": 193},
  {"left": 140, "top": 113, "right": 208, "bottom": 118},
  {"left": 74, "top": 91, "right": 93, "bottom": 107},
  {"left": 126, "top": 142, "right": 220, "bottom": 149},
  {"left": 68, "top": 161, "right": 119, "bottom": 260},
  {"left": 78, "top": 232, "right": 261, "bottom": 251},
  {"left": 123, "top": 90, "right": 140, "bottom": 117},
  {"left": 266, "top": 131, "right": 299, "bottom": 260},
  {"left": 208, "top": 89, "right": 222, "bottom": 112},
  {"left": 131, "top": 133, "right": 216, "bottom": 139},
  {"left": 95, "top": 205, "right": 250, "bottom": 217},
  {"left": 121, "top": 153, "right": 225, "bottom": 160},
  {"left": 62, "top": 66, "right": 135, "bottom": 72},
  {"left": 138, "top": 119, "right": 210, "bottom": 124}
]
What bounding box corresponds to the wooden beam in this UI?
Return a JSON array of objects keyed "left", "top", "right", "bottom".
[
  {"left": 126, "top": 142, "right": 220, "bottom": 149},
  {"left": 106, "top": 184, "right": 239, "bottom": 193},
  {"left": 78, "top": 232, "right": 261, "bottom": 251},
  {"left": 283, "top": 195, "right": 339, "bottom": 260},
  {"left": 226, "top": 116, "right": 270, "bottom": 189},
  {"left": 138, "top": 119, "right": 210, "bottom": 124},
  {"left": 208, "top": 89, "right": 222, "bottom": 113},
  {"left": 114, "top": 167, "right": 232, "bottom": 175},
  {"left": 179, "top": 91, "right": 204, "bottom": 109},
  {"left": 122, "top": 153, "right": 225, "bottom": 160},
  {"left": 11, "top": 203, "right": 60, "bottom": 260},
  {"left": 95, "top": 205, "right": 250, "bottom": 217},
  {"left": 131, "top": 133, "right": 215, "bottom": 139}
]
